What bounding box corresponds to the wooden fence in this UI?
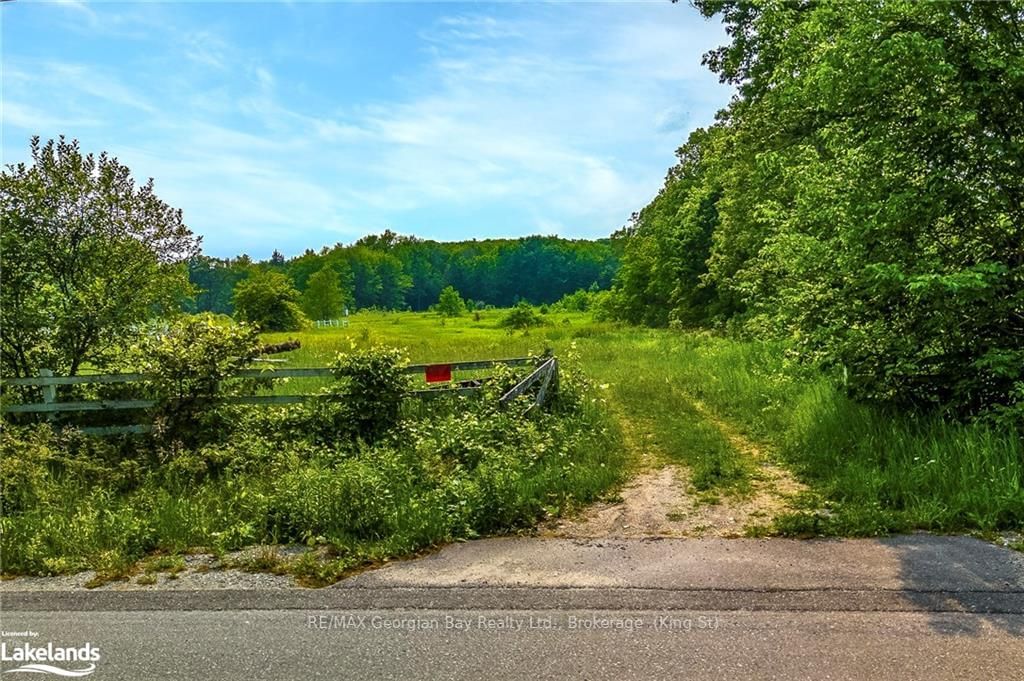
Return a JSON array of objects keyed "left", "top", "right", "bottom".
[{"left": 0, "top": 356, "right": 559, "bottom": 435}]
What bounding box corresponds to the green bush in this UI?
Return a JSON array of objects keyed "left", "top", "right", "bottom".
[
  {"left": 131, "top": 314, "right": 264, "bottom": 445},
  {"left": 233, "top": 270, "right": 308, "bottom": 331},
  {"left": 330, "top": 345, "right": 411, "bottom": 442},
  {"left": 499, "top": 302, "right": 547, "bottom": 331}
]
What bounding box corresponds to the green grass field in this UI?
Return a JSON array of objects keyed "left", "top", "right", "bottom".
[
  {"left": 4, "top": 308, "right": 1021, "bottom": 583},
  {"left": 269, "top": 309, "right": 1024, "bottom": 537}
]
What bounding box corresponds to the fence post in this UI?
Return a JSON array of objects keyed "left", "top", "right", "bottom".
[{"left": 38, "top": 368, "right": 56, "bottom": 421}]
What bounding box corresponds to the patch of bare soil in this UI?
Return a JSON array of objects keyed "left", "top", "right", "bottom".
[
  {"left": 548, "top": 397, "right": 809, "bottom": 539},
  {"left": 687, "top": 394, "right": 811, "bottom": 535}
]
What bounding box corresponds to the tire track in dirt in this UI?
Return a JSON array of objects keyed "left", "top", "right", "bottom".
[{"left": 548, "top": 389, "right": 808, "bottom": 539}]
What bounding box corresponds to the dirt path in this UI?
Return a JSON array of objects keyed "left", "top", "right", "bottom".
[{"left": 548, "top": 393, "right": 808, "bottom": 539}]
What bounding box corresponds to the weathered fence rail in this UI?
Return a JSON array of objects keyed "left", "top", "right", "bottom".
[{"left": 1, "top": 356, "right": 557, "bottom": 433}]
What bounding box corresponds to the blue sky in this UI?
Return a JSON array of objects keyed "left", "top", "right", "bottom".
[{"left": 1, "top": 0, "right": 732, "bottom": 259}]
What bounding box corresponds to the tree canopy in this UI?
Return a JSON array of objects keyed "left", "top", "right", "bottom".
[
  {"left": 232, "top": 270, "right": 307, "bottom": 331},
  {"left": 611, "top": 0, "right": 1024, "bottom": 420},
  {"left": 0, "top": 136, "right": 199, "bottom": 377},
  {"left": 187, "top": 231, "right": 619, "bottom": 316}
]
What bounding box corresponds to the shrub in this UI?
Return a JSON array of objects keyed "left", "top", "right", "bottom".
[
  {"left": 499, "top": 302, "right": 547, "bottom": 331},
  {"left": 233, "top": 270, "right": 308, "bottom": 331},
  {"left": 330, "top": 345, "right": 411, "bottom": 442},
  {"left": 131, "top": 314, "right": 265, "bottom": 445}
]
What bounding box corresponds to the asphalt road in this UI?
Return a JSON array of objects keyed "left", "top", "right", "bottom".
[{"left": 3, "top": 535, "right": 1023, "bottom": 680}]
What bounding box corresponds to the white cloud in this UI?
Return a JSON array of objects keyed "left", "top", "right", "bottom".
[
  {"left": 421, "top": 14, "right": 524, "bottom": 43},
  {"left": 309, "top": 7, "right": 727, "bottom": 235},
  {"left": 27, "top": 61, "right": 158, "bottom": 114},
  {"left": 183, "top": 31, "right": 229, "bottom": 69},
  {"left": 1, "top": 100, "right": 100, "bottom": 131},
  {"left": 3, "top": 2, "right": 733, "bottom": 254},
  {"left": 52, "top": 0, "right": 94, "bottom": 18}
]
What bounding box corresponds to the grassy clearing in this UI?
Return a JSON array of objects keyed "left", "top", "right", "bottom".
[
  {"left": 574, "top": 329, "right": 1024, "bottom": 536},
  {"left": 3, "top": 310, "right": 1020, "bottom": 582},
  {"left": 259, "top": 310, "right": 600, "bottom": 394},
  {"left": 268, "top": 311, "right": 1024, "bottom": 535},
  {"left": 268, "top": 312, "right": 753, "bottom": 496}
]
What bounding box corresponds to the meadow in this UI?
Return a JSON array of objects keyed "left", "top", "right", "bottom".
[
  {"left": 269, "top": 309, "right": 1024, "bottom": 537},
  {"left": 3, "top": 308, "right": 1022, "bottom": 584}
]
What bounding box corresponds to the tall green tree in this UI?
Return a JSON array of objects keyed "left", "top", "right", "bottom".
[
  {"left": 0, "top": 136, "right": 199, "bottom": 377},
  {"left": 617, "top": 0, "right": 1023, "bottom": 419},
  {"left": 301, "top": 266, "right": 347, "bottom": 320},
  {"left": 435, "top": 285, "right": 466, "bottom": 317},
  {"left": 232, "top": 270, "right": 307, "bottom": 331}
]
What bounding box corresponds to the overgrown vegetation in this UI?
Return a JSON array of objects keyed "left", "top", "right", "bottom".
[
  {"left": 267, "top": 314, "right": 1024, "bottom": 537},
  {"left": 0, "top": 332, "right": 624, "bottom": 581},
  {"left": 612, "top": 1, "right": 1024, "bottom": 425}
]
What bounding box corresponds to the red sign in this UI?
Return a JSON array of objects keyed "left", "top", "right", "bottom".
[{"left": 424, "top": 364, "right": 452, "bottom": 383}]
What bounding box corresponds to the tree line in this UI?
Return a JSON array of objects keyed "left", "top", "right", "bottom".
[
  {"left": 187, "top": 231, "right": 619, "bottom": 318},
  {"left": 0, "top": 136, "right": 617, "bottom": 377},
  {"left": 610, "top": 0, "right": 1023, "bottom": 421}
]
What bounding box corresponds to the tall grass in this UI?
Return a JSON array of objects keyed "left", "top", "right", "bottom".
[
  {"left": 0, "top": 359, "right": 625, "bottom": 579},
  {"left": 782, "top": 384, "right": 1024, "bottom": 533},
  {"left": 268, "top": 312, "right": 1024, "bottom": 533},
  {"left": 5, "top": 310, "right": 1018, "bottom": 584},
  {"left": 567, "top": 328, "right": 1024, "bottom": 535}
]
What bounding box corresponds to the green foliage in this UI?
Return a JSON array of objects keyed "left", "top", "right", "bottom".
[
  {"left": 330, "top": 345, "right": 411, "bottom": 442},
  {"left": 610, "top": 126, "right": 727, "bottom": 328},
  {"left": 131, "top": 314, "right": 264, "bottom": 444},
  {"left": 499, "top": 302, "right": 547, "bottom": 331},
  {"left": 233, "top": 270, "right": 308, "bottom": 331},
  {"left": 301, "top": 266, "right": 347, "bottom": 321},
  {"left": 0, "top": 136, "right": 199, "bottom": 378},
  {"left": 0, "top": 338, "right": 624, "bottom": 578},
  {"left": 612, "top": 1, "right": 1024, "bottom": 421},
  {"left": 435, "top": 285, "right": 466, "bottom": 317},
  {"left": 189, "top": 232, "right": 619, "bottom": 315},
  {"left": 550, "top": 287, "right": 612, "bottom": 314}
]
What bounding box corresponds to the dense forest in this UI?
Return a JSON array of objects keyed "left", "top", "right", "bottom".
[
  {"left": 610, "top": 0, "right": 1023, "bottom": 422},
  {"left": 187, "top": 232, "right": 619, "bottom": 315}
]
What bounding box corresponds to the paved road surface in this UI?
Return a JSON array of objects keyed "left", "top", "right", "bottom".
[{"left": 3, "top": 535, "right": 1023, "bottom": 680}]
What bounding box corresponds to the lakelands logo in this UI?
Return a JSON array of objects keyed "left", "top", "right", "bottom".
[{"left": 1, "top": 642, "right": 100, "bottom": 677}]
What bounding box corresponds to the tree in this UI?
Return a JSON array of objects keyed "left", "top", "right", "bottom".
[
  {"left": 232, "top": 270, "right": 307, "bottom": 331},
  {"left": 698, "top": 0, "right": 1024, "bottom": 415},
  {"left": 188, "top": 234, "right": 619, "bottom": 314},
  {"left": 0, "top": 136, "right": 199, "bottom": 377},
  {"left": 435, "top": 285, "right": 466, "bottom": 317},
  {"left": 610, "top": 126, "right": 726, "bottom": 327},
  {"left": 614, "top": 0, "right": 1024, "bottom": 419},
  {"left": 302, "top": 266, "right": 346, "bottom": 320}
]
